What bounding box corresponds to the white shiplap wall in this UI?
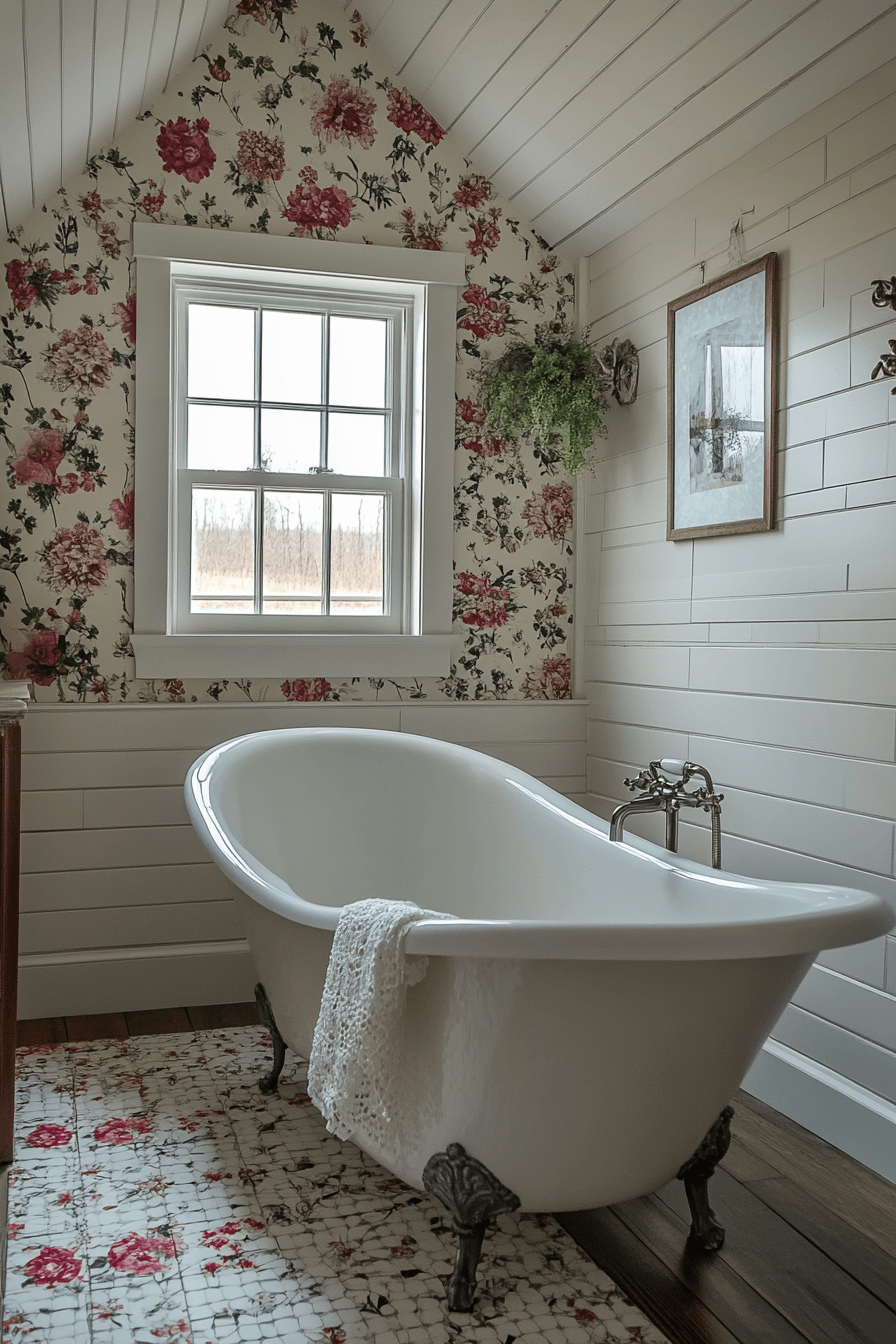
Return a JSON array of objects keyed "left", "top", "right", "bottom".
[
  {"left": 581, "top": 58, "right": 896, "bottom": 1180},
  {"left": 19, "top": 699, "right": 587, "bottom": 1019}
]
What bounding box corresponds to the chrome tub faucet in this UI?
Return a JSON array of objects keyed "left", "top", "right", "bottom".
[{"left": 609, "top": 759, "right": 724, "bottom": 869}]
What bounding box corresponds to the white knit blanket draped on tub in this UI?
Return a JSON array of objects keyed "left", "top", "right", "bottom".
[{"left": 308, "top": 898, "right": 453, "bottom": 1151}]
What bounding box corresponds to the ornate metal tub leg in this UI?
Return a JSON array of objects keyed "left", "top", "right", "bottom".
[
  {"left": 254, "top": 982, "right": 287, "bottom": 1095},
  {"left": 675, "top": 1105, "right": 734, "bottom": 1251},
  {"left": 422, "top": 1142, "right": 521, "bottom": 1312}
]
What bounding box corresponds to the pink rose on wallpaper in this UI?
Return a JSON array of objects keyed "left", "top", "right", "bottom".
[
  {"left": 11, "top": 427, "right": 65, "bottom": 486},
  {"left": 78, "top": 189, "right": 103, "bottom": 218},
  {"left": 350, "top": 8, "right": 370, "bottom": 45},
  {"left": 96, "top": 218, "right": 122, "bottom": 259},
  {"left": 456, "top": 399, "right": 506, "bottom": 456},
  {"left": 43, "top": 325, "right": 113, "bottom": 393},
  {"left": 40, "top": 522, "right": 109, "bottom": 595},
  {"left": 522, "top": 653, "right": 571, "bottom": 700},
  {"left": 458, "top": 284, "right": 507, "bottom": 341},
  {"left": 6, "top": 258, "right": 76, "bottom": 312},
  {"left": 386, "top": 86, "right": 443, "bottom": 145},
  {"left": 453, "top": 172, "right": 492, "bottom": 210},
  {"left": 137, "top": 183, "right": 166, "bottom": 218},
  {"left": 465, "top": 430, "right": 506, "bottom": 459},
  {"left": 281, "top": 677, "right": 332, "bottom": 702},
  {"left": 234, "top": 128, "right": 285, "bottom": 183},
  {"left": 113, "top": 292, "right": 137, "bottom": 346},
  {"left": 456, "top": 398, "right": 486, "bottom": 426},
  {"left": 109, "top": 491, "right": 135, "bottom": 539},
  {"left": 310, "top": 76, "right": 377, "bottom": 149},
  {"left": 25, "top": 1123, "right": 72, "bottom": 1148},
  {"left": 156, "top": 116, "right": 216, "bottom": 183},
  {"left": 107, "top": 1230, "right": 182, "bottom": 1275},
  {"left": 6, "top": 258, "right": 40, "bottom": 311},
  {"left": 522, "top": 481, "right": 574, "bottom": 543},
  {"left": 4, "top": 630, "right": 62, "bottom": 687},
  {"left": 207, "top": 55, "right": 231, "bottom": 82},
  {"left": 454, "top": 570, "right": 512, "bottom": 629},
  {"left": 24, "top": 1245, "right": 83, "bottom": 1288},
  {"left": 94, "top": 1116, "right": 153, "bottom": 1145},
  {"left": 282, "top": 167, "right": 352, "bottom": 235}
]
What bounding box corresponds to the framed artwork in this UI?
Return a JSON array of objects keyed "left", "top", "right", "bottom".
[{"left": 667, "top": 252, "right": 778, "bottom": 540}]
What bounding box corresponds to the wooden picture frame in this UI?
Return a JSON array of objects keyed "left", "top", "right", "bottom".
[{"left": 667, "top": 253, "right": 778, "bottom": 541}]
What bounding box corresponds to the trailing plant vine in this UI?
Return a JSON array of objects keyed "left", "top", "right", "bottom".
[{"left": 476, "top": 324, "right": 610, "bottom": 474}]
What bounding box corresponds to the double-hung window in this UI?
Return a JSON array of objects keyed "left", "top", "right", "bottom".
[{"left": 133, "top": 224, "right": 462, "bottom": 680}]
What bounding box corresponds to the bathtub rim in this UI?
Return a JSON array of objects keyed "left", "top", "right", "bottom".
[{"left": 185, "top": 726, "right": 895, "bottom": 963}]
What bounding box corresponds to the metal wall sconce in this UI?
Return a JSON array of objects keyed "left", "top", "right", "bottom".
[
  {"left": 596, "top": 336, "right": 640, "bottom": 405},
  {"left": 870, "top": 277, "right": 896, "bottom": 392},
  {"left": 870, "top": 277, "right": 896, "bottom": 310}
]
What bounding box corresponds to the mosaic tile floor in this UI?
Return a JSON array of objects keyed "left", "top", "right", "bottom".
[{"left": 7, "top": 1026, "right": 669, "bottom": 1344}]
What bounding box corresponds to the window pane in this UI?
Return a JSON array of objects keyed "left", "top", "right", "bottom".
[
  {"left": 191, "top": 488, "right": 255, "bottom": 600},
  {"left": 263, "top": 491, "right": 323, "bottom": 599},
  {"left": 262, "top": 310, "right": 322, "bottom": 405},
  {"left": 330, "top": 493, "right": 384, "bottom": 610},
  {"left": 261, "top": 408, "right": 321, "bottom": 472},
  {"left": 327, "top": 412, "right": 385, "bottom": 476},
  {"left": 192, "top": 599, "right": 254, "bottom": 613},
  {"left": 188, "top": 404, "right": 255, "bottom": 470},
  {"left": 331, "top": 600, "right": 383, "bottom": 612},
  {"left": 262, "top": 599, "right": 322, "bottom": 614},
  {"left": 329, "top": 316, "right": 387, "bottom": 408},
  {"left": 188, "top": 304, "right": 255, "bottom": 401}
]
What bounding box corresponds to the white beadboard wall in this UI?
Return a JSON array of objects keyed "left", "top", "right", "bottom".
[
  {"left": 581, "top": 59, "right": 896, "bottom": 1181},
  {"left": 18, "top": 700, "right": 587, "bottom": 1019}
]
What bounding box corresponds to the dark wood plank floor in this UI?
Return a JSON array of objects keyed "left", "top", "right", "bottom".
[
  {"left": 16, "top": 1001, "right": 260, "bottom": 1047},
  {"left": 18, "top": 1008, "right": 896, "bottom": 1344},
  {"left": 558, "top": 1092, "right": 896, "bottom": 1344}
]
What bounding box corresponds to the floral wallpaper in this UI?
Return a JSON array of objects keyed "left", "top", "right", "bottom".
[{"left": 0, "top": 0, "right": 578, "bottom": 705}]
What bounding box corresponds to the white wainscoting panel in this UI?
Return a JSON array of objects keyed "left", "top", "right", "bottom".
[{"left": 18, "top": 700, "right": 587, "bottom": 1019}]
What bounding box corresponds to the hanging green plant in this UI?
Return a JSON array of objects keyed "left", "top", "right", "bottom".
[{"left": 476, "top": 325, "right": 611, "bottom": 474}]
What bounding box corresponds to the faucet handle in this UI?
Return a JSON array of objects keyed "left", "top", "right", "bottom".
[{"left": 659, "top": 758, "right": 687, "bottom": 776}]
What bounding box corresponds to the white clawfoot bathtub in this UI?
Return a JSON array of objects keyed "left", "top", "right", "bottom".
[{"left": 185, "top": 726, "right": 892, "bottom": 1218}]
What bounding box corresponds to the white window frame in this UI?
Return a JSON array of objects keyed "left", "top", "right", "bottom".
[{"left": 132, "top": 222, "right": 463, "bottom": 679}]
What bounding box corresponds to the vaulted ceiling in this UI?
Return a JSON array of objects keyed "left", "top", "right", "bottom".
[{"left": 2, "top": 0, "right": 895, "bottom": 259}]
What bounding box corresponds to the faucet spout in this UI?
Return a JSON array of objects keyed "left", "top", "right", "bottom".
[{"left": 609, "top": 795, "right": 665, "bottom": 844}]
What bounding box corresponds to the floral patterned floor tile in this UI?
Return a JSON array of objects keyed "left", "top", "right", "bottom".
[{"left": 8, "top": 1027, "right": 669, "bottom": 1344}]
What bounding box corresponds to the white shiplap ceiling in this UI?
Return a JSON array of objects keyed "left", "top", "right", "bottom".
[
  {"left": 2, "top": 0, "right": 895, "bottom": 258},
  {"left": 0, "top": 0, "right": 233, "bottom": 235}
]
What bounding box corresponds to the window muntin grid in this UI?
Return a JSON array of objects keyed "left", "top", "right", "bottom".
[{"left": 173, "top": 281, "right": 407, "bottom": 632}]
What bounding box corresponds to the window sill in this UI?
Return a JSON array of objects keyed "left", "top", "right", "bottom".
[{"left": 131, "top": 633, "right": 455, "bottom": 680}]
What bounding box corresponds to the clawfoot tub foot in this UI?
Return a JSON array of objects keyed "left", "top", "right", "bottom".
[
  {"left": 254, "top": 982, "right": 287, "bottom": 1095},
  {"left": 422, "top": 1142, "right": 521, "bottom": 1312},
  {"left": 675, "top": 1104, "right": 734, "bottom": 1251}
]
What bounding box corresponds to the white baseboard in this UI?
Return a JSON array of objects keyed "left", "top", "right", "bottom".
[
  {"left": 17, "top": 941, "right": 257, "bottom": 1019},
  {"left": 743, "top": 1037, "right": 896, "bottom": 1185}
]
